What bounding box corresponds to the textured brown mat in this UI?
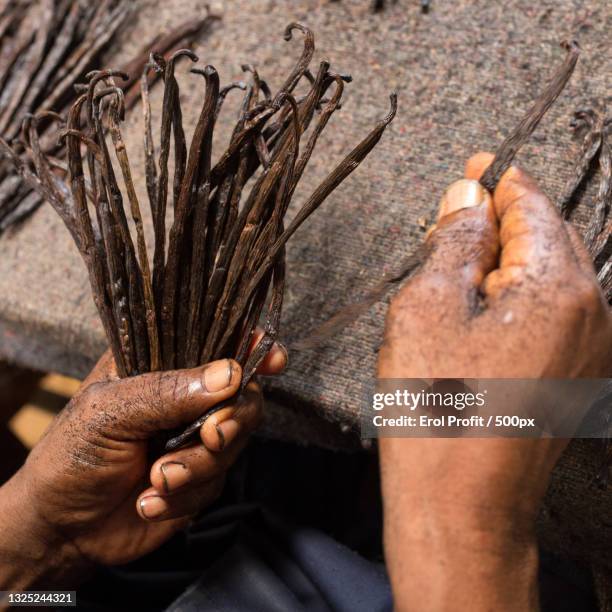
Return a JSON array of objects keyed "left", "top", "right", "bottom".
[{"left": 0, "top": 0, "right": 609, "bottom": 571}]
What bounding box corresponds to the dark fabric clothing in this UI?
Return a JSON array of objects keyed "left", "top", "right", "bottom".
[
  {"left": 75, "top": 503, "right": 391, "bottom": 612},
  {"left": 76, "top": 439, "right": 599, "bottom": 612},
  {"left": 166, "top": 505, "right": 391, "bottom": 612}
]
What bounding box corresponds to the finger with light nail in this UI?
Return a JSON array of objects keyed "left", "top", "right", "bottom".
[{"left": 137, "top": 341, "right": 286, "bottom": 522}]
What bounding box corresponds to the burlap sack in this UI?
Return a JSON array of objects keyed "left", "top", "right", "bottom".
[{"left": 0, "top": 0, "right": 609, "bottom": 584}]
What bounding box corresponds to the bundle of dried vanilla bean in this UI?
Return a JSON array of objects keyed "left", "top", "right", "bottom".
[
  {"left": 2, "top": 23, "right": 396, "bottom": 447},
  {"left": 0, "top": 0, "right": 216, "bottom": 231}
]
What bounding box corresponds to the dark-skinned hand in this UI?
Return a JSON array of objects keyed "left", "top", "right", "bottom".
[
  {"left": 378, "top": 153, "right": 612, "bottom": 612},
  {"left": 0, "top": 332, "right": 286, "bottom": 589}
]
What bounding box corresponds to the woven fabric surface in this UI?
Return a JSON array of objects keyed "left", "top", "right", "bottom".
[{"left": 0, "top": 0, "right": 609, "bottom": 573}]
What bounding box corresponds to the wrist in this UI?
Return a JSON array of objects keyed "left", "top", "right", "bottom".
[
  {"left": 379, "top": 439, "right": 542, "bottom": 611},
  {"left": 0, "top": 469, "right": 86, "bottom": 589},
  {"left": 387, "top": 516, "right": 539, "bottom": 611}
]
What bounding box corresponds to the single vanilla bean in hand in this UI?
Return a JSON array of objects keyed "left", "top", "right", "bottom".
[
  {"left": 296, "top": 40, "right": 587, "bottom": 349},
  {"left": 479, "top": 41, "right": 580, "bottom": 193}
]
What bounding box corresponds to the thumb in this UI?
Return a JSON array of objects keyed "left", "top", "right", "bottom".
[
  {"left": 92, "top": 359, "right": 242, "bottom": 438},
  {"left": 424, "top": 179, "right": 499, "bottom": 292}
]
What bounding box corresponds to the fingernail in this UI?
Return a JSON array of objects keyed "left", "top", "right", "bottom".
[
  {"left": 278, "top": 343, "right": 289, "bottom": 368},
  {"left": 139, "top": 495, "right": 167, "bottom": 520},
  {"left": 267, "top": 342, "right": 289, "bottom": 372},
  {"left": 160, "top": 461, "right": 189, "bottom": 493},
  {"left": 203, "top": 359, "right": 233, "bottom": 392},
  {"left": 438, "top": 179, "right": 487, "bottom": 220},
  {"left": 215, "top": 419, "right": 240, "bottom": 451}
]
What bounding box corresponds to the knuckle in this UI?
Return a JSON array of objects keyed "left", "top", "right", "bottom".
[
  {"left": 86, "top": 409, "right": 115, "bottom": 436},
  {"left": 58, "top": 381, "right": 131, "bottom": 444},
  {"left": 556, "top": 278, "right": 602, "bottom": 316},
  {"left": 573, "top": 279, "right": 604, "bottom": 312},
  {"left": 146, "top": 372, "right": 168, "bottom": 406},
  {"left": 75, "top": 383, "right": 104, "bottom": 414},
  {"left": 75, "top": 385, "right": 118, "bottom": 434},
  {"left": 141, "top": 372, "right": 181, "bottom": 416},
  {"left": 403, "top": 271, "right": 452, "bottom": 300}
]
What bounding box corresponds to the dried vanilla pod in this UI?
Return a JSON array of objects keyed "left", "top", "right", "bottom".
[
  {"left": 566, "top": 110, "right": 611, "bottom": 257},
  {"left": 586, "top": 135, "right": 611, "bottom": 257},
  {"left": 479, "top": 41, "right": 580, "bottom": 193},
  {"left": 598, "top": 259, "right": 611, "bottom": 299},
  {"left": 480, "top": 45, "right": 610, "bottom": 303},
  {"left": 7, "top": 23, "right": 395, "bottom": 449},
  {"left": 556, "top": 106, "right": 611, "bottom": 301},
  {"left": 558, "top": 108, "right": 606, "bottom": 218},
  {"left": 0, "top": 0, "right": 217, "bottom": 232},
  {"left": 481, "top": 43, "right": 611, "bottom": 301}
]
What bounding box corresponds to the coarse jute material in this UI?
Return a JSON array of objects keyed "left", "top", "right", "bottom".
[{"left": 0, "top": 0, "right": 609, "bottom": 580}]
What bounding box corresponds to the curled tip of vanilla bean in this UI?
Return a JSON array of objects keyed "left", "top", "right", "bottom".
[
  {"left": 283, "top": 21, "right": 313, "bottom": 44},
  {"left": 190, "top": 66, "right": 218, "bottom": 79},
  {"left": 384, "top": 91, "right": 398, "bottom": 124},
  {"left": 169, "top": 48, "right": 199, "bottom": 65},
  {"left": 86, "top": 69, "right": 130, "bottom": 82}
]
